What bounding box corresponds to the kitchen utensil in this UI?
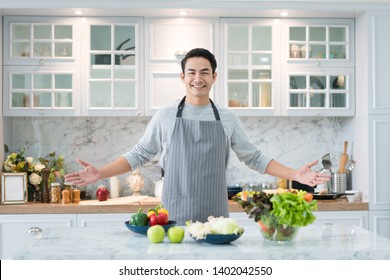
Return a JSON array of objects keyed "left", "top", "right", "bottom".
[
  {"left": 331, "top": 173, "right": 347, "bottom": 194},
  {"left": 321, "top": 153, "right": 332, "bottom": 169},
  {"left": 339, "top": 141, "right": 349, "bottom": 173},
  {"left": 345, "top": 142, "right": 356, "bottom": 190}
]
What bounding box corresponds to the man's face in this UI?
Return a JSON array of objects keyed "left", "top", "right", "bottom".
[{"left": 180, "top": 56, "right": 217, "bottom": 104}]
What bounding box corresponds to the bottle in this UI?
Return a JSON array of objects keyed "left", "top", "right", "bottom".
[
  {"left": 64, "top": 182, "right": 74, "bottom": 203},
  {"left": 72, "top": 187, "right": 81, "bottom": 204},
  {"left": 62, "top": 189, "right": 70, "bottom": 204},
  {"left": 50, "top": 182, "right": 61, "bottom": 203},
  {"left": 109, "top": 176, "right": 120, "bottom": 199}
]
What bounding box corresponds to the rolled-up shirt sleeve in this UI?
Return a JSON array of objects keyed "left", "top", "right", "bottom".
[
  {"left": 121, "top": 111, "right": 163, "bottom": 170},
  {"left": 229, "top": 114, "right": 272, "bottom": 174}
]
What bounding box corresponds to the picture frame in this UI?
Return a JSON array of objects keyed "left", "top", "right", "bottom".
[{"left": 1, "top": 172, "right": 28, "bottom": 205}]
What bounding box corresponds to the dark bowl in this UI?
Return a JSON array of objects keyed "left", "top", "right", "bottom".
[
  {"left": 190, "top": 230, "right": 244, "bottom": 244},
  {"left": 227, "top": 186, "right": 243, "bottom": 199},
  {"left": 124, "top": 220, "right": 177, "bottom": 235}
]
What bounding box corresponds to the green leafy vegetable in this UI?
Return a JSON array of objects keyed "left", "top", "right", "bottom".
[{"left": 270, "top": 190, "right": 317, "bottom": 227}]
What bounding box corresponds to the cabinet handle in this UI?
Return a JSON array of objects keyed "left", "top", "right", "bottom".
[
  {"left": 316, "top": 62, "right": 320, "bottom": 67},
  {"left": 39, "top": 110, "right": 44, "bottom": 116},
  {"left": 136, "top": 111, "right": 141, "bottom": 116},
  {"left": 39, "top": 59, "right": 44, "bottom": 65},
  {"left": 26, "top": 227, "right": 42, "bottom": 235}
]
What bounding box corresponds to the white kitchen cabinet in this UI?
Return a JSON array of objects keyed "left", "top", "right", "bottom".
[
  {"left": 368, "top": 115, "right": 390, "bottom": 211},
  {"left": 3, "top": 65, "right": 81, "bottom": 116},
  {"left": 3, "top": 16, "right": 81, "bottom": 66},
  {"left": 144, "top": 18, "right": 217, "bottom": 115},
  {"left": 220, "top": 18, "right": 281, "bottom": 116},
  {"left": 0, "top": 214, "right": 76, "bottom": 259},
  {"left": 312, "top": 211, "right": 369, "bottom": 229},
  {"left": 369, "top": 210, "right": 390, "bottom": 239},
  {"left": 81, "top": 17, "right": 143, "bottom": 116},
  {"left": 231, "top": 211, "right": 369, "bottom": 230},
  {"left": 368, "top": 15, "right": 390, "bottom": 115},
  {"left": 2, "top": 16, "right": 82, "bottom": 116},
  {"left": 281, "top": 18, "right": 355, "bottom": 116},
  {"left": 77, "top": 213, "right": 131, "bottom": 228}
]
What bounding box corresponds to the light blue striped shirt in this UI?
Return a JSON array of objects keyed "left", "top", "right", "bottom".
[{"left": 122, "top": 100, "right": 272, "bottom": 174}]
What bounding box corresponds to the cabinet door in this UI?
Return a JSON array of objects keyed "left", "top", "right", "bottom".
[
  {"left": 3, "top": 66, "right": 81, "bottom": 116},
  {"left": 146, "top": 18, "right": 215, "bottom": 63},
  {"left": 313, "top": 211, "right": 368, "bottom": 229},
  {"left": 0, "top": 214, "right": 76, "bottom": 259},
  {"left": 369, "top": 210, "right": 390, "bottom": 239},
  {"left": 369, "top": 115, "right": 390, "bottom": 210},
  {"left": 282, "top": 67, "right": 355, "bottom": 116},
  {"left": 77, "top": 213, "right": 131, "bottom": 227},
  {"left": 220, "top": 18, "right": 281, "bottom": 116},
  {"left": 3, "top": 16, "right": 81, "bottom": 66},
  {"left": 368, "top": 15, "right": 390, "bottom": 114},
  {"left": 282, "top": 18, "right": 354, "bottom": 67},
  {"left": 81, "top": 17, "right": 143, "bottom": 116},
  {"left": 144, "top": 18, "right": 216, "bottom": 115},
  {"left": 281, "top": 18, "right": 355, "bottom": 116}
]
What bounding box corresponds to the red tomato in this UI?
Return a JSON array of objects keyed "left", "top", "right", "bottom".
[{"left": 304, "top": 193, "right": 314, "bottom": 203}]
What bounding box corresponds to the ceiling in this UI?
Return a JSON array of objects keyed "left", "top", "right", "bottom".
[{"left": 1, "top": 0, "right": 388, "bottom": 18}]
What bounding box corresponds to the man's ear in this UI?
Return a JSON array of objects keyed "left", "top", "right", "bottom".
[
  {"left": 213, "top": 72, "right": 217, "bottom": 82},
  {"left": 180, "top": 72, "right": 185, "bottom": 81}
]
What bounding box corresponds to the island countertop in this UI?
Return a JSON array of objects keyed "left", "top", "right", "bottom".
[
  {"left": 0, "top": 198, "right": 368, "bottom": 215},
  {"left": 13, "top": 222, "right": 390, "bottom": 260}
]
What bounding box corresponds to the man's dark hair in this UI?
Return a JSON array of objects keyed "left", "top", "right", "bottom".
[{"left": 181, "top": 48, "right": 217, "bottom": 74}]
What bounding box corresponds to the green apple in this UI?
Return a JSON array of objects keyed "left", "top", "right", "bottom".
[
  {"left": 147, "top": 225, "right": 165, "bottom": 243},
  {"left": 167, "top": 226, "right": 185, "bottom": 243}
]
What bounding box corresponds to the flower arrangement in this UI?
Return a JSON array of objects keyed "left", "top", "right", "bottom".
[
  {"left": 233, "top": 189, "right": 318, "bottom": 241},
  {"left": 3, "top": 146, "right": 65, "bottom": 201}
]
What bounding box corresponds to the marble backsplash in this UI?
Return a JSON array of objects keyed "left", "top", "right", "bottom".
[{"left": 9, "top": 116, "right": 346, "bottom": 198}]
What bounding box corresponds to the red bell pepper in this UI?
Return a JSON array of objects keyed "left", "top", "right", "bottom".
[{"left": 149, "top": 210, "right": 169, "bottom": 226}]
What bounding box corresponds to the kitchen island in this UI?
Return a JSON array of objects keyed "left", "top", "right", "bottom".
[{"left": 14, "top": 222, "right": 390, "bottom": 260}]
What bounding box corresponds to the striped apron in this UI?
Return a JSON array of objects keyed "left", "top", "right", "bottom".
[{"left": 162, "top": 96, "right": 229, "bottom": 225}]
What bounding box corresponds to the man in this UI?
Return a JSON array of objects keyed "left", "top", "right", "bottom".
[{"left": 65, "top": 48, "right": 329, "bottom": 225}]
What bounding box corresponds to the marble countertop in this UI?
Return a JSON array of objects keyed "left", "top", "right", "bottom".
[{"left": 14, "top": 222, "right": 390, "bottom": 260}]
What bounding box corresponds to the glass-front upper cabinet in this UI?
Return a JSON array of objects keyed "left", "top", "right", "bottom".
[
  {"left": 3, "top": 16, "right": 81, "bottom": 66},
  {"left": 82, "top": 17, "right": 143, "bottom": 116},
  {"left": 3, "top": 66, "right": 81, "bottom": 116},
  {"left": 282, "top": 18, "right": 354, "bottom": 66},
  {"left": 284, "top": 68, "right": 355, "bottom": 116},
  {"left": 281, "top": 19, "right": 355, "bottom": 116},
  {"left": 220, "top": 18, "right": 281, "bottom": 116}
]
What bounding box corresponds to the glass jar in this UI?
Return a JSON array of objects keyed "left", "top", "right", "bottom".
[{"left": 50, "top": 182, "right": 61, "bottom": 203}]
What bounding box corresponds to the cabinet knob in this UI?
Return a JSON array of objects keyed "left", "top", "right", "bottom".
[
  {"left": 39, "top": 59, "right": 44, "bottom": 65},
  {"left": 316, "top": 111, "right": 320, "bottom": 115},
  {"left": 316, "top": 62, "right": 320, "bottom": 67},
  {"left": 26, "top": 227, "right": 42, "bottom": 235},
  {"left": 136, "top": 111, "right": 141, "bottom": 116},
  {"left": 39, "top": 110, "right": 44, "bottom": 116}
]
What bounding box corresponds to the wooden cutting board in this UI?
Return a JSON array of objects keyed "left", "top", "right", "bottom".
[{"left": 79, "top": 195, "right": 160, "bottom": 206}]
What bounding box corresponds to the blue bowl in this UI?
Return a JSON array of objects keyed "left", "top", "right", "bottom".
[
  {"left": 124, "top": 220, "right": 177, "bottom": 235},
  {"left": 191, "top": 230, "right": 244, "bottom": 244}
]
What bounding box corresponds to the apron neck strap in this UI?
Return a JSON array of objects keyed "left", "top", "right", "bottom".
[{"left": 176, "top": 96, "right": 220, "bottom": 121}]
